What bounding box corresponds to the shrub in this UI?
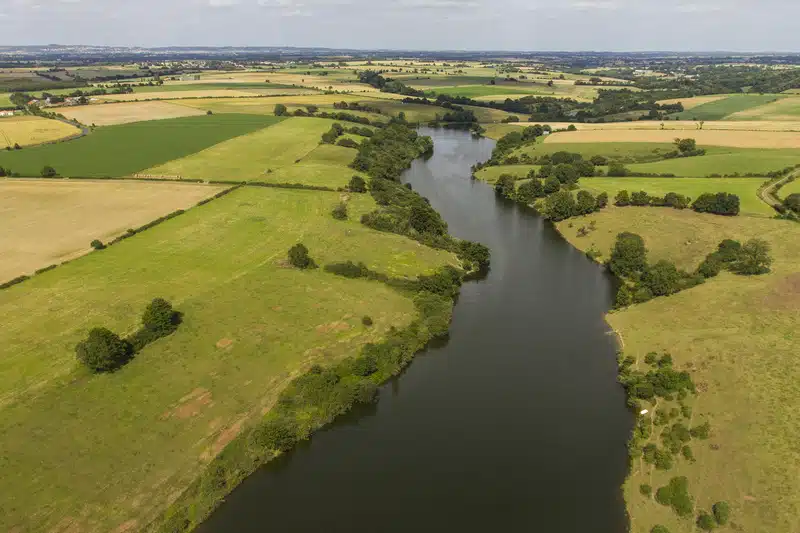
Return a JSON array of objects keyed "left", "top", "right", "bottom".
[
  {"left": 784, "top": 193, "right": 800, "bottom": 213},
  {"left": 206, "top": 110, "right": 213, "bottom": 115},
  {"left": 576, "top": 190, "right": 597, "bottom": 215},
  {"left": 732, "top": 238, "right": 772, "bottom": 275},
  {"left": 41, "top": 165, "right": 57, "bottom": 177},
  {"left": 712, "top": 501, "right": 730, "bottom": 525},
  {"left": 644, "top": 352, "right": 657, "bottom": 365},
  {"left": 517, "top": 178, "right": 545, "bottom": 204},
  {"left": 348, "top": 175, "right": 367, "bottom": 193},
  {"left": 697, "top": 511, "right": 716, "bottom": 531},
  {"left": 332, "top": 202, "right": 348, "bottom": 220},
  {"left": 615, "top": 285, "right": 633, "bottom": 308},
  {"left": 251, "top": 416, "right": 299, "bottom": 452},
  {"left": 417, "top": 266, "right": 463, "bottom": 297},
  {"left": 494, "top": 174, "right": 516, "bottom": 198},
  {"left": 608, "top": 162, "right": 628, "bottom": 177},
  {"left": 457, "top": 240, "right": 491, "bottom": 271},
  {"left": 76, "top": 327, "right": 133, "bottom": 373},
  {"left": 543, "top": 176, "right": 561, "bottom": 194},
  {"left": 690, "top": 421, "right": 711, "bottom": 439},
  {"left": 642, "top": 260, "right": 681, "bottom": 296},
  {"left": 142, "top": 298, "right": 181, "bottom": 335},
  {"left": 614, "top": 190, "right": 631, "bottom": 206},
  {"left": 324, "top": 260, "right": 372, "bottom": 279},
  {"left": 697, "top": 255, "right": 722, "bottom": 278},
  {"left": 631, "top": 190, "right": 650, "bottom": 206},
  {"left": 362, "top": 315, "right": 374, "bottom": 327},
  {"left": 692, "top": 192, "right": 740, "bottom": 216},
  {"left": 596, "top": 192, "right": 609, "bottom": 208},
  {"left": 640, "top": 484, "right": 652, "bottom": 496},
  {"left": 337, "top": 137, "right": 359, "bottom": 148},
  {"left": 608, "top": 232, "right": 647, "bottom": 278},
  {"left": 650, "top": 526, "right": 670, "bottom": 533},
  {"left": 591, "top": 155, "right": 608, "bottom": 166},
  {"left": 681, "top": 445, "right": 694, "bottom": 461},
  {"left": 274, "top": 103, "right": 288, "bottom": 116},
  {"left": 90, "top": 239, "right": 105, "bottom": 250},
  {"left": 288, "top": 243, "right": 316, "bottom": 269}
]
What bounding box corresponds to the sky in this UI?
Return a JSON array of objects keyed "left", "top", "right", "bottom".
[{"left": 1, "top": 0, "right": 799, "bottom": 52}]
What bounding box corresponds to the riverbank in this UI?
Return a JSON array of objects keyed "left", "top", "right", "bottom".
[{"left": 554, "top": 206, "right": 800, "bottom": 533}]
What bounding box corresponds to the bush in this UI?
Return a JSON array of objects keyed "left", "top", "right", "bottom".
[
  {"left": 614, "top": 190, "right": 631, "bottom": 206},
  {"left": 644, "top": 352, "right": 657, "bottom": 365},
  {"left": 90, "top": 239, "right": 105, "bottom": 250},
  {"left": 640, "top": 484, "right": 652, "bottom": 496},
  {"left": 543, "top": 176, "right": 561, "bottom": 194},
  {"left": 654, "top": 448, "right": 673, "bottom": 470},
  {"left": 288, "top": 243, "right": 316, "bottom": 269},
  {"left": 692, "top": 192, "right": 740, "bottom": 216},
  {"left": 517, "top": 178, "right": 544, "bottom": 204},
  {"left": 457, "top": 240, "right": 491, "bottom": 271},
  {"left": 324, "top": 260, "right": 373, "bottom": 279},
  {"left": 41, "top": 165, "right": 57, "bottom": 177},
  {"left": 650, "top": 526, "right": 670, "bottom": 533},
  {"left": 495, "top": 174, "right": 516, "bottom": 198},
  {"left": 681, "top": 445, "right": 694, "bottom": 461},
  {"left": 712, "top": 501, "right": 730, "bottom": 525},
  {"left": 784, "top": 193, "right": 800, "bottom": 213},
  {"left": 274, "top": 103, "right": 288, "bottom": 116},
  {"left": 332, "top": 202, "right": 348, "bottom": 220},
  {"left": 690, "top": 421, "right": 711, "bottom": 439},
  {"left": 614, "top": 285, "right": 633, "bottom": 308},
  {"left": 142, "top": 298, "right": 181, "bottom": 335},
  {"left": 697, "top": 511, "right": 717, "bottom": 531},
  {"left": 642, "top": 260, "right": 681, "bottom": 296},
  {"left": 596, "top": 192, "right": 609, "bottom": 208},
  {"left": 591, "top": 155, "right": 608, "bottom": 166},
  {"left": 543, "top": 190, "right": 578, "bottom": 221},
  {"left": 348, "top": 175, "right": 367, "bottom": 193},
  {"left": 631, "top": 190, "right": 650, "bottom": 206},
  {"left": 337, "top": 137, "right": 359, "bottom": 148},
  {"left": 250, "top": 416, "right": 299, "bottom": 452},
  {"left": 697, "top": 255, "right": 722, "bottom": 278},
  {"left": 732, "top": 238, "right": 772, "bottom": 275},
  {"left": 608, "top": 162, "right": 629, "bottom": 177},
  {"left": 608, "top": 232, "right": 647, "bottom": 278},
  {"left": 362, "top": 315, "right": 374, "bottom": 327},
  {"left": 76, "top": 327, "right": 133, "bottom": 373}
]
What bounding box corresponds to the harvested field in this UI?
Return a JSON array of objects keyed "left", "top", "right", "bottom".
[
  {"left": 727, "top": 95, "right": 800, "bottom": 121},
  {"left": 96, "top": 89, "right": 266, "bottom": 101},
  {"left": 173, "top": 94, "right": 371, "bottom": 115},
  {"left": 670, "top": 94, "right": 785, "bottom": 121},
  {"left": 0, "top": 179, "right": 224, "bottom": 282},
  {"left": 544, "top": 129, "right": 800, "bottom": 149},
  {"left": 58, "top": 101, "right": 206, "bottom": 126},
  {"left": 0, "top": 115, "right": 81, "bottom": 148},
  {"left": 511, "top": 120, "right": 800, "bottom": 132},
  {"left": 656, "top": 94, "right": 730, "bottom": 110}
]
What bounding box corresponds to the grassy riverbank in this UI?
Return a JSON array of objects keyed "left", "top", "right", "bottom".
[{"left": 555, "top": 207, "right": 800, "bottom": 533}]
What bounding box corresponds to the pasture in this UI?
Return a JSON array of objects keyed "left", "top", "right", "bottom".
[
  {"left": 580, "top": 177, "right": 771, "bottom": 216},
  {"left": 0, "top": 93, "right": 12, "bottom": 108},
  {"left": 557, "top": 209, "right": 800, "bottom": 533},
  {"left": 515, "top": 141, "right": 678, "bottom": 163},
  {"left": 781, "top": 178, "right": 800, "bottom": 196},
  {"left": 58, "top": 101, "right": 207, "bottom": 126},
  {"left": 544, "top": 128, "right": 800, "bottom": 149},
  {"left": 0, "top": 115, "right": 81, "bottom": 148},
  {"left": 510, "top": 120, "right": 800, "bottom": 132},
  {"left": 0, "top": 179, "right": 224, "bottom": 282},
  {"left": 173, "top": 94, "right": 370, "bottom": 115},
  {"left": 624, "top": 147, "right": 800, "bottom": 177},
  {"left": 727, "top": 95, "right": 800, "bottom": 121},
  {"left": 0, "top": 186, "right": 455, "bottom": 533},
  {"left": 0, "top": 114, "right": 281, "bottom": 177},
  {"left": 670, "top": 94, "right": 785, "bottom": 120},
  {"left": 656, "top": 94, "right": 729, "bottom": 110},
  {"left": 145, "top": 117, "right": 340, "bottom": 182}
]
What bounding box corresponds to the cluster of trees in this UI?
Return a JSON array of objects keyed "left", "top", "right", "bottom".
[
  {"left": 782, "top": 193, "right": 800, "bottom": 216},
  {"left": 698, "top": 238, "right": 773, "bottom": 277},
  {"left": 351, "top": 123, "right": 433, "bottom": 181},
  {"left": 357, "top": 70, "right": 425, "bottom": 97},
  {"left": 691, "top": 192, "right": 741, "bottom": 216},
  {"left": 664, "top": 137, "right": 705, "bottom": 159},
  {"left": 634, "top": 65, "right": 800, "bottom": 95},
  {"left": 75, "top": 298, "right": 181, "bottom": 373},
  {"left": 541, "top": 190, "right": 607, "bottom": 221},
  {"left": 321, "top": 122, "right": 344, "bottom": 144},
  {"left": 332, "top": 101, "right": 383, "bottom": 114},
  {"left": 614, "top": 190, "right": 691, "bottom": 210},
  {"left": 361, "top": 178, "right": 448, "bottom": 239}
]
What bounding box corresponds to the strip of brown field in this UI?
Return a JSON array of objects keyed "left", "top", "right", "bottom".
[
  {"left": 511, "top": 120, "right": 800, "bottom": 132},
  {"left": 58, "top": 101, "right": 207, "bottom": 126},
  {"left": 542, "top": 128, "right": 800, "bottom": 148},
  {"left": 0, "top": 179, "right": 225, "bottom": 283}
]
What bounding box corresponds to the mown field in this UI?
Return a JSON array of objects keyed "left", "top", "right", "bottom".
[
  {"left": 556, "top": 208, "right": 800, "bottom": 533},
  {"left": 543, "top": 129, "right": 800, "bottom": 149},
  {"left": 0, "top": 114, "right": 281, "bottom": 177},
  {"left": 781, "top": 178, "right": 800, "bottom": 196},
  {"left": 59, "top": 101, "right": 206, "bottom": 126},
  {"left": 0, "top": 179, "right": 224, "bottom": 282},
  {"left": 0, "top": 93, "right": 12, "bottom": 108},
  {"left": 624, "top": 147, "right": 800, "bottom": 177},
  {"left": 727, "top": 95, "right": 800, "bottom": 121},
  {"left": 0, "top": 186, "right": 455, "bottom": 533},
  {"left": 0, "top": 115, "right": 81, "bottom": 148},
  {"left": 173, "top": 94, "right": 373, "bottom": 115},
  {"left": 514, "top": 141, "right": 678, "bottom": 163},
  {"left": 145, "top": 117, "right": 352, "bottom": 184},
  {"left": 670, "top": 94, "right": 786, "bottom": 121}
]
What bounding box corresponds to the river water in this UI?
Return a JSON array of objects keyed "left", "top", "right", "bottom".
[{"left": 197, "top": 127, "right": 632, "bottom": 533}]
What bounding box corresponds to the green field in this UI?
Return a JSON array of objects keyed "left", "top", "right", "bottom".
[
  {"left": 726, "top": 95, "right": 800, "bottom": 121},
  {"left": 671, "top": 94, "right": 786, "bottom": 120},
  {"left": 556, "top": 209, "right": 800, "bottom": 533},
  {"left": 0, "top": 93, "right": 13, "bottom": 109},
  {"left": 146, "top": 117, "right": 342, "bottom": 182},
  {"left": 0, "top": 186, "right": 455, "bottom": 533},
  {"left": 429, "top": 85, "right": 537, "bottom": 98},
  {"left": 514, "top": 141, "right": 677, "bottom": 163},
  {"left": 781, "top": 177, "right": 800, "bottom": 197},
  {"left": 580, "top": 176, "right": 772, "bottom": 216},
  {"left": 0, "top": 114, "right": 282, "bottom": 177},
  {"left": 132, "top": 83, "right": 299, "bottom": 93},
  {"left": 626, "top": 147, "right": 800, "bottom": 177},
  {"left": 475, "top": 164, "right": 539, "bottom": 183}
]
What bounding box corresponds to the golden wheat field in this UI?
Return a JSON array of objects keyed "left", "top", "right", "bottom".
[
  {"left": 656, "top": 95, "right": 730, "bottom": 109},
  {"left": 0, "top": 179, "right": 225, "bottom": 282},
  {"left": 511, "top": 120, "right": 800, "bottom": 132},
  {"left": 543, "top": 128, "right": 800, "bottom": 148},
  {"left": 0, "top": 116, "right": 81, "bottom": 148},
  {"left": 58, "top": 101, "right": 207, "bottom": 126}
]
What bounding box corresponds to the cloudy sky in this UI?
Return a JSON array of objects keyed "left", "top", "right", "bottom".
[{"left": 1, "top": 0, "right": 798, "bottom": 51}]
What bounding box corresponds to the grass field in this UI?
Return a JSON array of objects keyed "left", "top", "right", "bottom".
[
  {"left": 515, "top": 141, "right": 678, "bottom": 163},
  {"left": 172, "top": 94, "right": 370, "bottom": 115},
  {"left": 727, "top": 95, "right": 800, "bottom": 121},
  {"left": 58, "top": 101, "right": 207, "bottom": 126},
  {"left": 0, "top": 115, "right": 81, "bottom": 148},
  {"left": 544, "top": 128, "right": 800, "bottom": 149},
  {"left": 781, "top": 178, "right": 800, "bottom": 197},
  {"left": 556, "top": 208, "right": 800, "bottom": 533},
  {"left": 656, "top": 95, "right": 730, "bottom": 110},
  {"left": 145, "top": 117, "right": 341, "bottom": 182},
  {"left": 580, "top": 177, "right": 771, "bottom": 216},
  {"left": 0, "top": 114, "right": 281, "bottom": 177},
  {"left": 624, "top": 147, "right": 800, "bottom": 177},
  {"left": 0, "top": 93, "right": 12, "bottom": 108},
  {"left": 96, "top": 89, "right": 274, "bottom": 101},
  {"left": 0, "top": 186, "right": 455, "bottom": 533},
  {"left": 509, "top": 120, "right": 800, "bottom": 132},
  {"left": 0, "top": 179, "right": 224, "bottom": 282},
  {"left": 670, "top": 94, "right": 786, "bottom": 121}
]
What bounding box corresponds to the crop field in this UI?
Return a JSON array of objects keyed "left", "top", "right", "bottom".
[
  {"left": 172, "top": 94, "right": 370, "bottom": 115},
  {"left": 781, "top": 178, "right": 800, "bottom": 196},
  {"left": 96, "top": 89, "right": 274, "bottom": 101},
  {"left": 544, "top": 128, "right": 800, "bottom": 149},
  {"left": 726, "top": 95, "right": 800, "bottom": 121},
  {"left": 0, "top": 93, "right": 12, "bottom": 108},
  {"left": 515, "top": 141, "right": 678, "bottom": 163},
  {"left": 0, "top": 185, "right": 455, "bottom": 533},
  {"left": 145, "top": 117, "right": 337, "bottom": 181},
  {"left": 130, "top": 82, "right": 307, "bottom": 93},
  {"left": 58, "top": 101, "right": 207, "bottom": 126},
  {"left": 624, "top": 147, "right": 800, "bottom": 177},
  {"left": 512, "top": 120, "right": 800, "bottom": 132},
  {"left": 557, "top": 209, "right": 800, "bottom": 533},
  {"left": 670, "top": 94, "right": 786, "bottom": 120},
  {"left": 199, "top": 71, "right": 377, "bottom": 93},
  {"left": 0, "top": 115, "right": 81, "bottom": 148},
  {"left": 656, "top": 94, "right": 730, "bottom": 110},
  {"left": 0, "top": 114, "right": 281, "bottom": 178},
  {"left": 0, "top": 179, "right": 225, "bottom": 282},
  {"left": 580, "top": 177, "right": 771, "bottom": 216}
]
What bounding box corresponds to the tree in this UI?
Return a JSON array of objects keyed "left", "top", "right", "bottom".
[
  {"left": 274, "top": 103, "right": 288, "bottom": 116},
  {"left": 543, "top": 176, "right": 561, "bottom": 194},
  {"left": 784, "top": 193, "right": 800, "bottom": 213},
  {"left": 614, "top": 190, "right": 631, "bottom": 206},
  {"left": 733, "top": 238, "right": 772, "bottom": 275},
  {"left": 607, "top": 162, "right": 628, "bottom": 177},
  {"left": 553, "top": 163, "right": 579, "bottom": 185},
  {"left": 642, "top": 260, "right": 681, "bottom": 296},
  {"left": 494, "top": 174, "right": 516, "bottom": 198},
  {"left": 650, "top": 526, "right": 670, "bottom": 533},
  {"left": 609, "top": 232, "right": 647, "bottom": 278},
  {"left": 142, "top": 298, "right": 180, "bottom": 335},
  {"left": 288, "top": 243, "right": 316, "bottom": 269},
  {"left": 590, "top": 155, "right": 608, "bottom": 166},
  {"left": 543, "top": 190, "right": 577, "bottom": 221},
  {"left": 306, "top": 105, "right": 319, "bottom": 113},
  {"left": 567, "top": 124, "right": 577, "bottom": 131},
  {"left": 90, "top": 239, "right": 105, "bottom": 250},
  {"left": 40, "top": 165, "right": 57, "bottom": 177},
  {"left": 251, "top": 417, "right": 299, "bottom": 452},
  {"left": 409, "top": 203, "right": 446, "bottom": 235},
  {"left": 615, "top": 285, "right": 633, "bottom": 308},
  {"left": 664, "top": 192, "right": 690, "bottom": 209},
  {"left": 674, "top": 138, "right": 697, "bottom": 153},
  {"left": 596, "top": 192, "right": 609, "bottom": 208},
  {"left": 696, "top": 511, "right": 716, "bottom": 531},
  {"left": 576, "top": 190, "right": 597, "bottom": 215},
  {"left": 692, "top": 192, "right": 740, "bottom": 216},
  {"left": 348, "top": 175, "right": 367, "bottom": 193},
  {"left": 517, "top": 178, "right": 544, "bottom": 204},
  {"left": 712, "top": 502, "right": 730, "bottom": 525},
  {"left": 331, "top": 202, "right": 348, "bottom": 220},
  {"left": 76, "top": 327, "right": 133, "bottom": 373}
]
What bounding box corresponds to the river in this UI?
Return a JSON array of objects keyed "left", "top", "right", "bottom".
[{"left": 196, "top": 127, "right": 632, "bottom": 533}]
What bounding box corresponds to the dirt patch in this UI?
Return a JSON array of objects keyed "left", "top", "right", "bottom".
[
  {"left": 163, "top": 388, "right": 214, "bottom": 420},
  {"left": 762, "top": 272, "right": 800, "bottom": 310},
  {"left": 202, "top": 417, "right": 247, "bottom": 460},
  {"left": 316, "top": 321, "right": 351, "bottom": 334},
  {"left": 216, "top": 338, "right": 234, "bottom": 349},
  {"left": 113, "top": 520, "right": 138, "bottom": 533}
]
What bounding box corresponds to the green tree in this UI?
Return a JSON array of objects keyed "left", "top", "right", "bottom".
[
  {"left": 251, "top": 417, "right": 299, "bottom": 452},
  {"left": 274, "top": 103, "right": 288, "bottom": 116},
  {"left": 495, "top": 174, "right": 516, "bottom": 198},
  {"left": 142, "top": 298, "right": 180, "bottom": 335},
  {"left": 696, "top": 511, "right": 716, "bottom": 531},
  {"left": 40, "top": 165, "right": 57, "bottom": 177},
  {"left": 733, "top": 238, "right": 772, "bottom": 275},
  {"left": 348, "top": 175, "right": 367, "bottom": 193},
  {"left": 409, "top": 203, "right": 447, "bottom": 235},
  {"left": 90, "top": 239, "right": 105, "bottom": 250},
  {"left": 642, "top": 260, "right": 681, "bottom": 296},
  {"left": 712, "top": 502, "right": 730, "bottom": 525},
  {"left": 674, "top": 137, "right": 697, "bottom": 153},
  {"left": 576, "top": 190, "right": 597, "bottom": 215},
  {"left": 543, "top": 176, "right": 561, "bottom": 194},
  {"left": 784, "top": 193, "right": 800, "bottom": 213},
  {"left": 614, "top": 190, "right": 631, "bottom": 206},
  {"left": 607, "top": 162, "right": 628, "bottom": 177},
  {"left": 517, "top": 179, "right": 544, "bottom": 204},
  {"left": 650, "top": 526, "right": 670, "bottom": 533},
  {"left": 331, "top": 202, "right": 348, "bottom": 220},
  {"left": 543, "top": 190, "right": 578, "bottom": 221},
  {"left": 75, "top": 327, "right": 133, "bottom": 373},
  {"left": 608, "top": 232, "right": 647, "bottom": 278},
  {"left": 288, "top": 243, "right": 316, "bottom": 269},
  {"left": 553, "top": 163, "right": 579, "bottom": 185},
  {"left": 596, "top": 192, "right": 609, "bottom": 208}
]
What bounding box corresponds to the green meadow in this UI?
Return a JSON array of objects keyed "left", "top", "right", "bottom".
[
  {"left": 0, "top": 114, "right": 282, "bottom": 177},
  {"left": 671, "top": 94, "right": 785, "bottom": 120},
  {"left": 626, "top": 147, "right": 800, "bottom": 177},
  {"left": 514, "top": 141, "right": 677, "bottom": 163},
  {"left": 0, "top": 186, "right": 455, "bottom": 533},
  {"left": 0, "top": 93, "right": 13, "bottom": 109}
]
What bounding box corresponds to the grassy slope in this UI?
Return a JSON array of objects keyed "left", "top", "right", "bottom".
[
  {"left": 0, "top": 93, "right": 13, "bottom": 108},
  {"left": 514, "top": 141, "right": 678, "bottom": 162},
  {"left": 145, "top": 117, "right": 346, "bottom": 182},
  {"left": 0, "top": 115, "right": 80, "bottom": 147},
  {"left": 0, "top": 114, "right": 282, "bottom": 177},
  {"left": 580, "top": 177, "right": 772, "bottom": 217},
  {"left": 557, "top": 208, "right": 800, "bottom": 533},
  {"left": 671, "top": 94, "right": 785, "bottom": 121},
  {"left": 625, "top": 147, "right": 800, "bottom": 177},
  {"left": 781, "top": 178, "right": 800, "bottom": 196},
  {"left": 727, "top": 95, "right": 800, "bottom": 121},
  {"left": 0, "top": 186, "right": 455, "bottom": 533}
]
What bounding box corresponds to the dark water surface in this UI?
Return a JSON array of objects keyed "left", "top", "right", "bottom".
[{"left": 197, "top": 128, "right": 632, "bottom": 533}]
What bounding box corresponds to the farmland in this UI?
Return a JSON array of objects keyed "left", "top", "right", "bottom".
[
  {"left": 543, "top": 129, "right": 800, "bottom": 149},
  {"left": 0, "top": 115, "right": 81, "bottom": 148},
  {"left": 0, "top": 186, "right": 455, "bottom": 533},
  {"left": 0, "top": 114, "right": 281, "bottom": 177},
  {"left": 670, "top": 94, "right": 786, "bottom": 120},
  {"left": 556, "top": 208, "right": 800, "bottom": 533},
  {"left": 58, "top": 101, "right": 207, "bottom": 126},
  {"left": 0, "top": 179, "right": 224, "bottom": 282},
  {"left": 727, "top": 95, "right": 800, "bottom": 121},
  {"left": 781, "top": 178, "right": 800, "bottom": 196}
]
